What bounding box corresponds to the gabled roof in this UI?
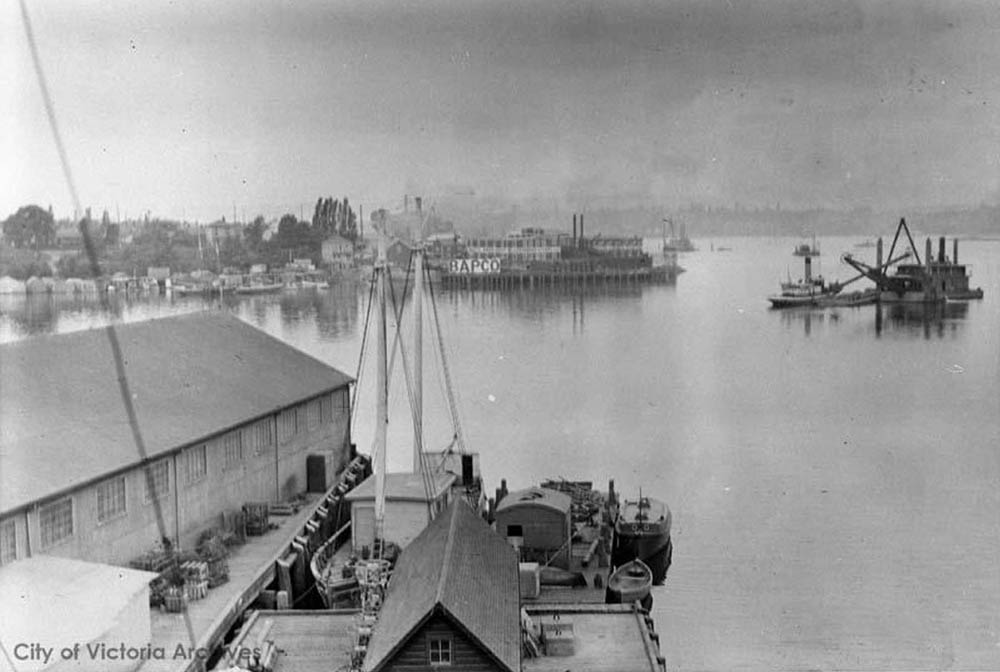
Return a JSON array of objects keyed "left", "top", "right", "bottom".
[
  {"left": 363, "top": 499, "right": 520, "bottom": 672},
  {"left": 0, "top": 311, "right": 353, "bottom": 513}
]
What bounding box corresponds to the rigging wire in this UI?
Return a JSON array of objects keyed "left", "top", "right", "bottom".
[
  {"left": 386, "top": 259, "right": 438, "bottom": 509},
  {"left": 15, "top": 0, "right": 200, "bottom": 659},
  {"left": 427, "top": 265, "right": 468, "bottom": 455}
]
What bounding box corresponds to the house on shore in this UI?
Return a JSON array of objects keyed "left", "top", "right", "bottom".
[
  {"left": 0, "top": 311, "right": 354, "bottom": 567},
  {"left": 321, "top": 234, "right": 356, "bottom": 272}
]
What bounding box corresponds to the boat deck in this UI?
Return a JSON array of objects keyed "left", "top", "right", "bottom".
[
  {"left": 141, "top": 494, "right": 328, "bottom": 672},
  {"left": 211, "top": 609, "right": 359, "bottom": 672},
  {"left": 532, "top": 538, "right": 612, "bottom": 604}
]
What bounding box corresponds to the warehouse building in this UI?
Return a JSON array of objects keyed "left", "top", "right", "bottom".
[{"left": 0, "top": 311, "right": 354, "bottom": 567}]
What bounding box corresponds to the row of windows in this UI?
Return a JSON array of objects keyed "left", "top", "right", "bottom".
[{"left": 15, "top": 395, "right": 347, "bottom": 553}]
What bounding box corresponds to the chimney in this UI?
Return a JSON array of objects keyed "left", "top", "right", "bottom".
[
  {"left": 572, "top": 214, "right": 577, "bottom": 244},
  {"left": 804, "top": 256, "right": 812, "bottom": 282},
  {"left": 415, "top": 197, "right": 422, "bottom": 215},
  {"left": 953, "top": 238, "right": 959, "bottom": 264},
  {"left": 876, "top": 237, "right": 883, "bottom": 269},
  {"left": 925, "top": 238, "right": 932, "bottom": 271},
  {"left": 580, "top": 213, "right": 585, "bottom": 242},
  {"left": 938, "top": 236, "right": 946, "bottom": 263}
]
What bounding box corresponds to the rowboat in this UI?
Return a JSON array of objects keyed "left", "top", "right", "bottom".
[{"left": 605, "top": 558, "right": 653, "bottom": 608}]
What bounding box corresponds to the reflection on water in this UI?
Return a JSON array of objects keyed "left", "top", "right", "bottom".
[{"left": 875, "top": 301, "right": 970, "bottom": 339}]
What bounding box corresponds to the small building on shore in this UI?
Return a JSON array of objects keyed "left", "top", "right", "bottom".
[
  {"left": 321, "top": 234, "right": 356, "bottom": 271},
  {"left": 0, "top": 312, "right": 354, "bottom": 567}
]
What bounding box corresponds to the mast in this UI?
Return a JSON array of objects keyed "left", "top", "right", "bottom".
[
  {"left": 373, "top": 225, "right": 388, "bottom": 553},
  {"left": 412, "top": 241, "right": 424, "bottom": 473}
]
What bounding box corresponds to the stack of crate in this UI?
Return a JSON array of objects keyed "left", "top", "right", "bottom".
[
  {"left": 182, "top": 561, "right": 209, "bottom": 601},
  {"left": 243, "top": 502, "right": 270, "bottom": 536}
]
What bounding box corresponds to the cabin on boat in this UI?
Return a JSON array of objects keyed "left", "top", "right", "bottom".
[
  {"left": 494, "top": 487, "right": 573, "bottom": 569},
  {"left": 0, "top": 312, "right": 354, "bottom": 567},
  {"left": 362, "top": 498, "right": 521, "bottom": 672},
  {"left": 344, "top": 470, "right": 456, "bottom": 553}
]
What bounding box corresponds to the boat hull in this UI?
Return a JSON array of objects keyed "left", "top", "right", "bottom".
[
  {"left": 613, "top": 497, "right": 672, "bottom": 585},
  {"left": 605, "top": 559, "right": 653, "bottom": 608}
]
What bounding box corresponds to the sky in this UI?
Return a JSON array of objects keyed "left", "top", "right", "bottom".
[{"left": 3, "top": 0, "right": 1000, "bottom": 222}]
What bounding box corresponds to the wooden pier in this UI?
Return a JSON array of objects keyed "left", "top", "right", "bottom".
[
  {"left": 439, "top": 264, "right": 678, "bottom": 290},
  {"left": 141, "top": 476, "right": 357, "bottom": 672}
]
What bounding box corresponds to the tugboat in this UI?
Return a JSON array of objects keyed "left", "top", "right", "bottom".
[
  {"left": 662, "top": 217, "right": 696, "bottom": 253},
  {"left": 613, "top": 494, "right": 672, "bottom": 585}
]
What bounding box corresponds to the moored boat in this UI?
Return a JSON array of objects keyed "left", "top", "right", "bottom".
[
  {"left": 613, "top": 495, "right": 672, "bottom": 585},
  {"left": 235, "top": 281, "right": 283, "bottom": 294},
  {"left": 605, "top": 558, "right": 653, "bottom": 609}
]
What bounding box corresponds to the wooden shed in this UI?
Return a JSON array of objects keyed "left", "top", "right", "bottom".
[{"left": 494, "top": 487, "right": 572, "bottom": 569}]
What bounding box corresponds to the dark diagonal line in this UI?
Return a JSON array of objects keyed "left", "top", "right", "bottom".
[{"left": 17, "top": 0, "right": 198, "bottom": 662}]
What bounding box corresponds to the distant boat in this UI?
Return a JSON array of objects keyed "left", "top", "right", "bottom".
[
  {"left": 793, "top": 239, "right": 820, "bottom": 257},
  {"left": 662, "top": 218, "right": 696, "bottom": 253},
  {"left": 605, "top": 558, "right": 653, "bottom": 608},
  {"left": 234, "top": 281, "right": 283, "bottom": 295}
]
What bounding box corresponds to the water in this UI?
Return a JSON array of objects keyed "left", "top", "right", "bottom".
[{"left": 3, "top": 236, "right": 999, "bottom": 670}]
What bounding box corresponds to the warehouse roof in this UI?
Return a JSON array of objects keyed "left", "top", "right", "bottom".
[
  {"left": 363, "top": 498, "right": 520, "bottom": 672},
  {"left": 0, "top": 311, "right": 352, "bottom": 513}
]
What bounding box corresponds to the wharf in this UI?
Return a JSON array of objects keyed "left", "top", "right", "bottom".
[
  {"left": 439, "top": 265, "right": 677, "bottom": 290},
  {"left": 142, "top": 493, "right": 330, "bottom": 672},
  {"left": 212, "top": 609, "right": 360, "bottom": 671}
]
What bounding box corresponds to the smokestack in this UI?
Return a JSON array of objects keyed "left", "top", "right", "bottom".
[
  {"left": 572, "top": 214, "right": 577, "bottom": 244},
  {"left": 953, "top": 238, "right": 958, "bottom": 264},
  {"left": 925, "top": 238, "right": 932, "bottom": 271},
  {"left": 416, "top": 197, "right": 422, "bottom": 215},
  {"left": 876, "top": 237, "right": 883, "bottom": 269},
  {"left": 804, "top": 256, "right": 812, "bottom": 282},
  {"left": 938, "top": 236, "right": 946, "bottom": 263},
  {"left": 580, "top": 213, "right": 585, "bottom": 241}
]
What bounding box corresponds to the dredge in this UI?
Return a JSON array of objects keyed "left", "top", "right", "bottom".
[{"left": 842, "top": 218, "right": 984, "bottom": 303}]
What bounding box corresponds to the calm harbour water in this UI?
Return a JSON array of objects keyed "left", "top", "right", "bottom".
[{"left": 2, "top": 235, "right": 999, "bottom": 670}]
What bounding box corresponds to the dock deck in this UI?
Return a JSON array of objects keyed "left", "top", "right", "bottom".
[
  {"left": 211, "top": 609, "right": 359, "bottom": 672},
  {"left": 523, "top": 604, "right": 665, "bottom": 672},
  {"left": 141, "top": 494, "right": 327, "bottom": 672}
]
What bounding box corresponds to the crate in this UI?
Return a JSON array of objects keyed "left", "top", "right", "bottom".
[
  {"left": 243, "top": 502, "right": 270, "bottom": 536},
  {"left": 185, "top": 580, "right": 209, "bottom": 602},
  {"left": 205, "top": 556, "right": 230, "bottom": 588}
]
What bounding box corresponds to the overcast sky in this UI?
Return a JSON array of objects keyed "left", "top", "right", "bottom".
[{"left": 4, "top": 0, "right": 1000, "bottom": 222}]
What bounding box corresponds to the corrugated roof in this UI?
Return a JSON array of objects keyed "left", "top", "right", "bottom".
[
  {"left": 344, "top": 470, "right": 456, "bottom": 502},
  {"left": 496, "top": 486, "right": 572, "bottom": 514},
  {"left": 363, "top": 499, "right": 520, "bottom": 672},
  {"left": 0, "top": 311, "right": 352, "bottom": 513}
]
